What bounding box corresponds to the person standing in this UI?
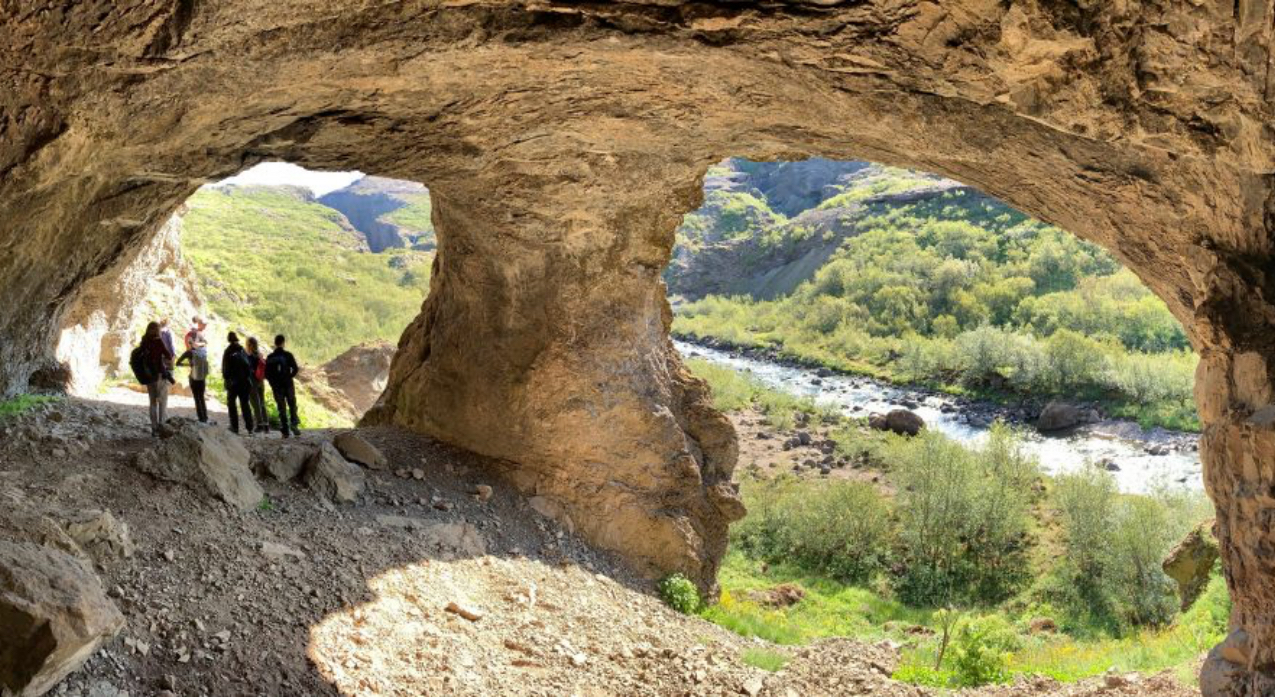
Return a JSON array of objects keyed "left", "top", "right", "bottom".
[
  {"left": 245, "top": 336, "right": 270, "bottom": 433},
  {"left": 265, "top": 334, "right": 301, "bottom": 438},
  {"left": 176, "top": 316, "right": 211, "bottom": 423},
  {"left": 139, "top": 322, "right": 174, "bottom": 437},
  {"left": 221, "top": 332, "right": 255, "bottom": 434}
]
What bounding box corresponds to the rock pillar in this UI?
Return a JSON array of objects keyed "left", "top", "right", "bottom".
[
  {"left": 1192, "top": 248, "right": 1275, "bottom": 695},
  {"left": 366, "top": 159, "right": 744, "bottom": 590}
]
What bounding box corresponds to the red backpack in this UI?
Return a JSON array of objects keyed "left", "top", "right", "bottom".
[{"left": 253, "top": 355, "right": 266, "bottom": 382}]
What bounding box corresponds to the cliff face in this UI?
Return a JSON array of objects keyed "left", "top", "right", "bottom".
[
  {"left": 54, "top": 214, "right": 208, "bottom": 396},
  {"left": 3, "top": 4, "right": 1275, "bottom": 690},
  {"left": 318, "top": 177, "right": 434, "bottom": 252}
]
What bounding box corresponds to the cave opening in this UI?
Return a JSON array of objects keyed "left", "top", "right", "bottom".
[
  {"left": 670, "top": 156, "right": 1220, "bottom": 683},
  {"left": 53, "top": 162, "right": 436, "bottom": 430}
]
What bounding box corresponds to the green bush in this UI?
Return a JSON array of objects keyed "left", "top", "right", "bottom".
[
  {"left": 658, "top": 574, "right": 701, "bottom": 614},
  {"left": 950, "top": 615, "right": 1018, "bottom": 686},
  {"left": 1046, "top": 467, "right": 1210, "bottom": 633},
  {"left": 889, "top": 424, "right": 1038, "bottom": 606},
  {"left": 669, "top": 177, "right": 1198, "bottom": 431},
  {"left": 732, "top": 477, "right": 892, "bottom": 584},
  {"left": 741, "top": 647, "right": 790, "bottom": 672}
]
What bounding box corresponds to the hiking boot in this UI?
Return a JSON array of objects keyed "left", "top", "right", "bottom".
[
  {"left": 280, "top": 430, "right": 290, "bottom": 439},
  {"left": 291, "top": 426, "right": 301, "bottom": 437}
]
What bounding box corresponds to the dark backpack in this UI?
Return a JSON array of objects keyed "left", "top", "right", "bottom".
[
  {"left": 265, "top": 352, "right": 289, "bottom": 384},
  {"left": 129, "top": 345, "right": 156, "bottom": 385},
  {"left": 224, "top": 346, "right": 252, "bottom": 384}
]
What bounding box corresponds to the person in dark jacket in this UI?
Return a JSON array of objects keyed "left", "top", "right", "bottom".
[
  {"left": 265, "top": 334, "right": 301, "bottom": 438},
  {"left": 221, "top": 332, "right": 255, "bottom": 434},
  {"left": 245, "top": 336, "right": 270, "bottom": 433},
  {"left": 140, "top": 321, "right": 174, "bottom": 437}
]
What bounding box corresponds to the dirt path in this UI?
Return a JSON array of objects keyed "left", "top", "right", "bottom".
[{"left": 0, "top": 397, "right": 1193, "bottom": 696}]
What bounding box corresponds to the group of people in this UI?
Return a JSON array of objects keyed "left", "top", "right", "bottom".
[{"left": 136, "top": 316, "right": 302, "bottom": 438}]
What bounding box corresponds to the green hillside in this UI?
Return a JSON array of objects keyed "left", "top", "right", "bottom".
[
  {"left": 671, "top": 160, "right": 1198, "bottom": 431},
  {"left": 181, "top": 185, "right": 432, "bottom": 366}
]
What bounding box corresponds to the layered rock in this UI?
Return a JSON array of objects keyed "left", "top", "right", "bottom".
[
  {"left": 133, "top": 421, "right": 263, "bottom": 511},
  {"left": 1163, "top": 521, "right": 1220, "bottom": 612},
  {"left": 2, "top": 4, "right": 1275, "bottom": 689}
]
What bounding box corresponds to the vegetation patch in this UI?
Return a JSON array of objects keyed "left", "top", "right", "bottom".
[
  {"left": 688, "top": 360, "right": 1221, "bottom": 689},
  {"left": 0, "top": 394, "right": 58, "bottom": 421},
  {"left": 182, "top": 185, "right": 433, "bottom": 366}
]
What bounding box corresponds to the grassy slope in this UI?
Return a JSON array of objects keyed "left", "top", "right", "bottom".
[
  {"left": 380, "top": 191, "right": 434, "bottom": 237},
  {"left": 182, "top": 186, "right": 432, "bottom": 366},
  {"left": 181, "top": 186, "right": 434, "bottom": 427},
  {"left": 672, "top": 164, "right": 1200, "bottom": 432}
]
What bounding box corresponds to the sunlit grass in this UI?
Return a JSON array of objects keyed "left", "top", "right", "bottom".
[
  {"left": 0, "top": 394, "right": 58, "bottom": 420},
  {"left": 703, "top": 553, "right": 1225, "bottom": 689}
]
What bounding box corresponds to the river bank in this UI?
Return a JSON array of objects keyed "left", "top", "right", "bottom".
[{"left": 677, "top": 338, "right": 1202, "bottom": 494}]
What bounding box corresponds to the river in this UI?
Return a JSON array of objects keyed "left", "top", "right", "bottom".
[{"left": 676, "top": 341, "right": 1203, "bottom": 494}]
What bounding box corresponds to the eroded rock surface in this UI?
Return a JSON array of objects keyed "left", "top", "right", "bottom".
[
  {"left": 1163, "top": 521, "right": 1220, "bottom": 612},
  {"left": 3, "top": 4, "right": 1275, "bottom": 688}
]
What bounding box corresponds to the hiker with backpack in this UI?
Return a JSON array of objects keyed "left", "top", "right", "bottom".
[
  {"left": 133, "top": 321, "right": 175, "bottom": 437},
  {"left": 175, "top": 316, "right": 210, "bottom": 423},
  {"left": 265, "top": 334, "right": 301, "bottom": 438},
  {"left": 245, "top": 336, "right": 270, "bottom": 434},
  {"left": 221, "top": 332, "right": 255, "bottom": 435}
]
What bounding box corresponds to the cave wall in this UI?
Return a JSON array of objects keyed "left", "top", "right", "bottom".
[{"left": 3, "top": 3, "right": 1275, "bottom": 692}]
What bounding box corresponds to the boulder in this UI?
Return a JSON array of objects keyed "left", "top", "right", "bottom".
[
  {"left": 1036, "top": 401, "right": 1093, "bottom": 432},
  {"left": 248, "top": 441, "right": 314, "bottom": 482},
  {"left": 1163, "top": 521, "right": 1219, "bottom": 611},
  {"left": 332, "top": 431, "right": 388, "bottom": 470},
  {"left": 133, "top": 422, "right": 263, "bottom": 511},
  {"left": 304, "top": 442, "right": 366, "bottom": 503},
  {"left": 55, "top": 510, "right": 135, "bottom": 565},
  {"left": 869, "top": 409, "right": 925, "bottom": 436},
  {"left": 0, "top": 541, "right": 125, "bottom": 697}
]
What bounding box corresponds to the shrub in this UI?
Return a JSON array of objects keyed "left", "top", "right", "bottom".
[
  {"left": 741, "top": 647, "right": 790, "bottom": 672},
  {"left": 1047, "top": 467, "right": 1210, "bottom": 632},
  {"left": 889, "top": 425, "right": 1038, "bottom": 606},
  {"left": 658, "top": 574, "right": 701, "bottom": 614},
  {"left": 949, "top": 615, "right": 1018, "bottom": 686},
  {"left": 732, "top": 477, "right": 891, "bottom": 584}
]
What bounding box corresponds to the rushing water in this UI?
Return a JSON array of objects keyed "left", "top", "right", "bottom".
[{"left": 676, "top": 341, "right": 1203, "bottom": 494}]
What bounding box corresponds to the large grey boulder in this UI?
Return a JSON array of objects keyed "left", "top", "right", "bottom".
[
  {"left": 332, "top": 431, "right": 388, "bottom": 470},
  {"left": 247, "top": 441, "right": 315, "bottom": 482},
  {"left": 1036, "top": 401, "right": 1095, "bottom": 432},
  {"left": 0, "top": 542, "right": 124, "bottom": 697},
  {"left": 304, "top": 442, "right": 366, "bottom": 503},
  {"left": 134, "top": 422, "right": 263, "bottom": 511}
]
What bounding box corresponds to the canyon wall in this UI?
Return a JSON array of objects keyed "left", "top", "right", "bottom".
[{"left": 3, "top": 3, "right": 1275, "bottom": 691}]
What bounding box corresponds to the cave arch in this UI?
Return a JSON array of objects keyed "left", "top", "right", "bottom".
[{"left": 4, "top": 3, "right": 1275, "bottom": 692}]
